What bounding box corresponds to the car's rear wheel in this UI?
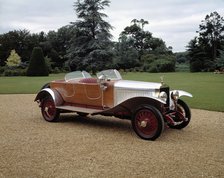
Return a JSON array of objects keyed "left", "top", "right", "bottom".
[
  {"left": 169, "top": 99, "right": 191, "bottom": 129},
  {"left": 41, "top": 97, "right": 60, "bottom": 122},
  {"left": 132, "top": 105, "right": 164, "bottom": 140}
]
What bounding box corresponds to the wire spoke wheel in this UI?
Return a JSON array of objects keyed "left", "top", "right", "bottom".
[
  {"left": 169, "top": 99, "right": 191, "bottom": 129},
  {"left": 41, "top": 97, "right": 59, "bottom": 122},
  {"left": 132, "top": 106, "right": 164, "bottom": 140}
]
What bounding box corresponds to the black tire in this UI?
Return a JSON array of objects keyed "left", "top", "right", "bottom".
[
  {"left": 132, "top": 105, "right": 164, "bottom": 141},
  {"left": 169, "top": 99, "right": 191, "bottom": 129},
  {"left": 41, "top": 97, "right": 60, "bottom": 122}
]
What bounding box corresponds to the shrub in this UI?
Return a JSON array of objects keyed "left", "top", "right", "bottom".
[
  {"left": 5, "top": 49, "right": 21, "bottom": 67},
  {"left": 176, "top": 62, "right": 190, "bottom": 72},
  {"left": 3, "top": 68, "right": 27, "bottom": 76},
  {"left": 27, "top": 47, "right": 49, "bottom": 76},
  {"left": 190, "top": 60, "right": 203, "bottom": 72},
  {"left": 45, "top": 56, "right": 55, "bottom": 73},
  {"left": 0, "top": 66, "right": 5, "bottom": 75},
  {"left": 154, "top": 59, "right": 175, "bottom": 72},
  {"left": 142, "top": 53, "right": 175, "bottom": 72},
  {"left": 52, "top": 67, "right": 61, "bottom": 74}
]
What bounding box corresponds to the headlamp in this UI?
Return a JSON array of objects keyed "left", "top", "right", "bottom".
[{"left": 171, "top": 90, "right": 179, "bottom": 100}]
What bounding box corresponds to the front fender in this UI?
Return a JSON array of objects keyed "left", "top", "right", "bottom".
[
  {"left": 170, "top": 90, "right": 193, "bottom": 98},
  {"left": 169, "top": 90, "right": 192, "bottom": 110},
  {"left": 34, "top": 88, "right": 64, "bottom": 106},
  {"left": 94, "top": 96, "right": 166, "bottom": 116}
]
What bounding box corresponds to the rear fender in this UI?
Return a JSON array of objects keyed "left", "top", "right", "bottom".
[{"left": 34, "top": 88, "right": 64, "bottom": 106}]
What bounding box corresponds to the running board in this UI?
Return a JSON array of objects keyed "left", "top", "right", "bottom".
[{"left": 56, "top": 105, "right": 103, "bottom": 114}]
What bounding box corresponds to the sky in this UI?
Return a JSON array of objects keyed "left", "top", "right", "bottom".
[{"left": 0, "top": 0, "right": 224, "bottom": 52}]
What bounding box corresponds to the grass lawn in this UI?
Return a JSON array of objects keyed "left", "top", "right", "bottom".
[
  {"left": 0, "top": 72, "right": 223, "bottom": 112},
  {"left": 0, "top": 74, "right": 66, "bottom": 94}
]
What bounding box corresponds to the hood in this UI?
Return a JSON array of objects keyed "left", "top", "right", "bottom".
[{"left": 114, "top": 80, "right": 162, "bottom": 90}]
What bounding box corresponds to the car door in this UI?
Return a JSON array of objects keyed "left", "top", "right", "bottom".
[{"left": 73, "top": 82, "right": 102, "bottom": 107}]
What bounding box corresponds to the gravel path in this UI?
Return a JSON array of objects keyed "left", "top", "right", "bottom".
[{"left": 0, "top": 94, "right": 223, "bottom": 178}]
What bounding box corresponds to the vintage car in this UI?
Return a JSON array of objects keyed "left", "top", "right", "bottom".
[{"left": 35, "top": 69, "right": 192, "bottom": 140}]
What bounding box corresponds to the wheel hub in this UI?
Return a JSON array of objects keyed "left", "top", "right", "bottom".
[
  {"left": 44, "top": 106, "right": 49, "bottom": 112},
  {"left": 44, "top": 105, "right": 53, "bottom": 118},
  {"left": 133, "top": 108, "right": 162, "bottom": 140},
  {"left": 140, "top": 120, "right": 148, "bottom": 128}
]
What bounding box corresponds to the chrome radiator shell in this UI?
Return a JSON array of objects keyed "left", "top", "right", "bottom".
[{"left": 114, "top": 80, "right": 162, "bottom": 105}]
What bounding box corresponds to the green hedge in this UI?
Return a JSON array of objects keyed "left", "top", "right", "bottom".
[
  {"left": 3, "top": 68, "right": 27, "bottom": 76},
  {"left": 27, "top": 47, "right": 49, "bottom": 76}
]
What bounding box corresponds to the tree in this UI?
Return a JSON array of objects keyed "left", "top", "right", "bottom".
[
  {"left": 198, "top": 11, "right": 224, "bottom": 60},
  {"left": 0, "top": 30, "right": 43, "bottom": 67},
  {"left": 187, "top": 37, "right": 206, "bottom": 72},
  {"left": 5, "top": 49, "right": 21, "bottom": 68},
  {"left": 119, "top": 19, "right": 174, "bottom": 72},
  {"left": 175, "top": 52, "right": 190, "bottom": 64},
  {"left": 45, "top": 25, "right": 75, "bottom": 68},
  {"left": 67, "top": 0, "right": 113, "bottom": 73},
  {"left": 131, "top": 19, "right": 149, "bottom": 30},
  {"left": 139, "top": 19, "right": 149, "bottom": 30},
  {"left": 121, "top": 20, "right": 151, "bottom": 56},
  {"left": 27, "top": 47, "right": 49, "bottom": 76},
  {"left": 121, "top": 19, "right": 170, "bottom": 59},
  {"left": 216, "top": 47, "right": 224, "bottom": 69},
  {"left": 187, "top": 11, "right": 224, "bottom": 72},
  {"left": 113, "top": 35, "right": 139, "bottom": 70},
  {"left": 141, "top": 53, "right": 175, "bottom": 72}
]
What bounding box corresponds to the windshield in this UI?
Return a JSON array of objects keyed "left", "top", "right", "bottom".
[
  {"left": 96, "top": 69, "right": 122, "bottom": 80},
  {"left": 65, "top": 71, "right": 91, "bottom": 82}
]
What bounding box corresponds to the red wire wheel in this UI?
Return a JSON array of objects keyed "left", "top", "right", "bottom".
[
  {"left": 169, "top": 99, "right": 191, "bottom": 129},
  {"left": 41, "top": 97, "right": 59, "bottom": 122},
  {"left": 132, "top": 106, "right": 164, "bottom": 140}
]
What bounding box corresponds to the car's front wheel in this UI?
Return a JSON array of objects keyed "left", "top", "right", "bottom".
[
  {"left": 169, "top": 99, "right": 191, "bottom": 129},
  {"left": 41, "top": 97, "right": 60, "bottom": 122},
  {"left": 132, "top": 105, "right": 164, "bottom": 141}
]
